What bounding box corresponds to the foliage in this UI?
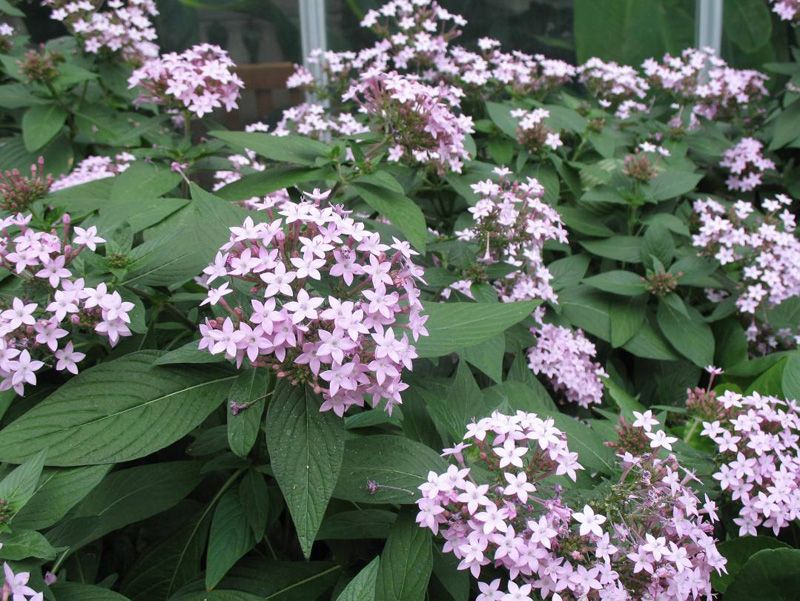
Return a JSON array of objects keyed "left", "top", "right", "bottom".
[{"left": 0, "top": 0, "right": 798, "bottom": 600}]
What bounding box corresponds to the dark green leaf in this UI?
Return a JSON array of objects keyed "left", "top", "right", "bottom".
[
  {"left": 415, "top": 301, "right": 538, "bottom": 358},
  {"left": 51, "top": 583, "right": 131, "bottom": 601},
  {"left": 333, "top": 435, "right": 447, "bottom": 505},
  {"left": 713, "top": 537, "right": 791, "bottom": 594},
  {"left": 723, "top": 0, "right": 773, "bottom": 53},
  {"left": 206, "top": 489, "right": 255, "bottom": 590},
  {"left": 583, "top": 271, "right": 647, "bottom": 296},
  {"left": 657, "top": 295, "right": 714, "bottom": 367},
  {"left": 375, "top": 509, "right": 432, "bottom": 601},
  {"left": 722, "top": 548, "right": 800, "bottom": 601},
  {"left": 580, "top": 237, "right": 644, "bottom": 263},
  {"left": 239, "top": 469, "right": 269, "bottom": 540},
  {"left": 352, "top": 183, "right": 426, "bottom": 252},
  {"left": 22, "top": 104, "right": 68, "bottom": 152},
  {"left": 337, "top": 557, "right": 379, "bottom": 601},
  {"left": 210, "top": 131, "right": 330, "bottom": 166},
  {"left": 0, "top": 529, "right": 56, "bottom": 560},
  {"left": 0, "top": 351, "right": 236, "bottom": 465},
  {"left": 227, "top": 369, "right": 270, "bottom": 458},
  {"left": 266, "top": 381, "right": 344, "bottom": 559}
]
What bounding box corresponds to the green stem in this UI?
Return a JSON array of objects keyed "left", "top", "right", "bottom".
[{"left": 684, "top": 417, "right": 700, "bottom": 443}]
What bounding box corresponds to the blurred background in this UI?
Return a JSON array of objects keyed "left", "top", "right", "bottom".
[{"left": 15, "top": 0, "right": 796, "bottom": 126}]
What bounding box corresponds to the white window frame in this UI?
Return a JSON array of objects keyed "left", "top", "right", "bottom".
[{"left": 696, "top": 0, "right": 723, "bottom": 54}]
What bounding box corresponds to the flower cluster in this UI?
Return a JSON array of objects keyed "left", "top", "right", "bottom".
[
  {"left": 129, "top": 43, "right": 243, "bottom": 118},
  {"left": 720, "top": 137, "right": 775, "bottom": 192},
  {"left": 0, "top": 158, "right": 53, "bottom": 213},
  {"left": 527, "top": 321, "right": 608, "bottom": 408},
  {"left": 643, "top": 48, "right": 769, "bottom": 123},
  {"left": 345, "top": 70, "right": 473, "bottom": 173},
  {"left": 43, "top": 0, "right": 159, "bottom": 64},
  {"left": 197, "top": 189, "right": 428, "bottom": 416},
  {"left": 696, "top": 389, "right": 800, "bottom": 537},
  {"left": 771, "top": 0, "right": 800, "bottom": 23},
  {"left": 455, "top": 171, "right": 567, "bottom": 304},
  {"left": 50, "top": 153, "right": 135, "bottom": 192},
  {"left": 511, "top": 108, "right": 564, "bottom": 154},
  {"left": 416, "top": 411, "right": 725, "bottom": 601},
  {"left": 692, "top": 196, "right": 800, "bottom": 321},
  {"left": 0, "top": 214, "right": 133, "bottom": 394},
  {"left": 577, "top": 57, "right": 649, "bottom": 119}
]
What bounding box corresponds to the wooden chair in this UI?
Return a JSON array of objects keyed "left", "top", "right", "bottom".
[{"left": 225, "top": 62, "right": 305, "bottom": 129}]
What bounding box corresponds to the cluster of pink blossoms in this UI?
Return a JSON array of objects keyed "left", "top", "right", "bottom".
[
  {"left": 771, "top": 0, "right": 800, "bottom": 23},
  {"left": 719, "top": 137, "right": 775, "bottom": 193},
  {"left": 0, "top": 214, "right": 133, "bottom": 394},
  {"left": 692, "top": 196, "right": 800, "bottom": 321},
  {"left": 129, "top": 43, "right": 243, "bottom": 118},
  {"left": 577, "top": 57, "right": 649, "bottom": 119},
  {"left": 50, "top": 152, "right": 135, "bottom": 192},
  {"left": 455, "top": 170, "right": 567, "bottom": 304},
  {"left": 344, "top": 70, "right": 473, "bottom": 173},
  {"left": 643, "top": 48, "right": 769, "bottom": 123},
  {"left": 197, "top": 189, "right": 428, "bottom": 416},
  {"left": 527, "top": 319, "right": 608, "bottom": 409},
  {"left": 511, "top": 108, "right": 564, "bottom": 154},
  {"left": 43, "top": 0, "right": 159, "bottom": 64},
  {"left": 696, "top": 389, "right": 800, "bottom": 537},
  {"left": 416, "top": 411, "right": 725, "bottom": 601}
]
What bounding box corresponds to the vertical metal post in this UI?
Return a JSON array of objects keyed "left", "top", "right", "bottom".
[
  {"left": 299, "top": 0, "right": 328, "bottom": 71},
  {"left": 696, "top": 0, "right": 723, "bottom": 54}
]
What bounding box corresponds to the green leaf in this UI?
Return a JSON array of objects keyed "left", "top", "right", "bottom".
[
  {"left": 558, "top": 285, "right": 612, "bottom": 341},
  {"left": 239, "top": 469, "right": 269, "bottom": 540},
  {"left": 333, "top": 435, "right": 447, "bottom": 505},
  {"left": 153, "top": 341, "right": 226, "bottom": 366},
  {"left": 645, "top": 171, "right": 703, "bottom": 202},
  {"left": 318, "top": 510, "right": 397, "bottom": 540},
  {"left": 215, "top": 166, "right": 336, "bottom": 201},
  {"left": 22, "top": 104, "right": 68, "bottom": 152},
  {"left": 206, "top": 489, "right": 255, "bottom": 590},
  {"left": 337, "top": 557, "right": 380, "bottom": 601},
  {"left": 0, "top": 0, "right": 24, "bottom": 17},
  {"left": 48, "top": 462, "right": 201, "bottom": 551},
  {"left": 415, "top": 301, "right": 538, "bottom": 358},
  {"left": 781, "top": 353, "right": 800, "bottom": 400},
  {"left": 12, "top": 465, "right": 111, "bottom": 531},
  {"left": 722, "top": 548, "right": 800, "bottom": 601},
  {"left": 51, "top": 583, "right": 132, "bottom": 601},
  {"left": 549, "top": 254, "right": 591, "bottom": 291},
  {"left": 484, "top": 101, "right": 519, "bottom": 139},
  {"left": 110, "top": 163, "right": 181, "bottom": 202},
  {"left": 483, "top": 381, "right": 557, "bottom": 414},
  {"left": 424, "top": 362, "right": 488, "bottom": 441},
  {"left": 458, "top": 334, "right": 505, "bottom": 382},
  {"left": 723, "top": 0, "right": 772, "bottom": 53},
  {"left": 352, "top": 183, "right": 426, "bottom": 252},
  {"left": 713, "top": 537, "right": 791, "bottom": 594},
  {"left": 375, "top": 509, "right": 432, "bottom": 601},
  {"left": 210, "top": 131, "right": 330, "bottom": 166},
  {"left": 604, "top": 378, "right": 645, "bottom": 416},
  {"left": 580, "top": 237, "right": 644, "bottom": 263},
  {"left": 0, "top": 449, "right": 46, "bottom": 513},
  {"left": 622, "top": 321, "right": 681, "bottom": 361},
  {"left": 266, "top": 381, "right": 344, "bottom": 559},
  {"left": 656, "top": 295, "right": 715, "bottom": 367},
  {"left": 227, "top": 369, "right": 270, "bottom": 458},
  {"left": 609, "top": 295, "right": 646, "bottom": 348},
  {"left": 583, "top": 271, "right": 647, "bottom": 296},
  {"left": 0, "top": 529, "right": 57, "bottom": 560},
  {"left": 432, "top": 544, "right": 468, "bottom": 601},
  {"left": 770, "top": 99, "right": 800, "bottom": 150},
  {"left": 557, "top": 207, "right": 614, "bottom": 237},
  {"left": 0, "top": 84, "right": 45, "bottom": 109},
  {"left": 0, "top": 351, "right": 236, "bottom": 465},
  {"left": 551, "top": 413, "right": 615, "bottom": 474},
  {"left": 119, "top": 508, "right": 211, "bottom": 601}
]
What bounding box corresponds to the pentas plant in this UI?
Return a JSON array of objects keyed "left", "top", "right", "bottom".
[
  {"left": 42, "top": 0, "right": 159, "bottom": 64},
  {"left": 344, "top": 70, "right": 474, "bottom": 173},
  {"left": 128, "top": 43, "right": 244, "bottom": 118},
  {"left": 0, "top": 214, "right": 133, "bottom": 394},
  {"left": 454, "top": 171, "right": 567, "bottom": 304},
  {"left": 527, "top": 319, "right": 607, "bottom": 409},
  {"left": 1, "top": 544, "right": 42, "bottom": 601},
  {"left": 50, "top": 153, "right": 135, "bottom": 192},
  {"left": 642, "top": 48, "right": 769, "bottom": 125},
  {"left": 197, "top": 189, "right": 428, "bottom": 415},
  {"left": 692, "top": 196, "right": 800, "bottom": 349},
  {"left": 0, "top": 158, "right": 52, "bottom": 214},
  {"left": 693, "top": 388, "right": 800, "bottom": 537},
  {"left": 719, "top": 137, "right": 775, "bottom": 193},
  {"left": 577, "top": 57, "right": 649, "bottom": 119},
  {"left": 511, "top": 108, "right": 564, "bottom": 155},
  {"left": 416, "top": 411, "right": 725, "bottom": 601}
]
